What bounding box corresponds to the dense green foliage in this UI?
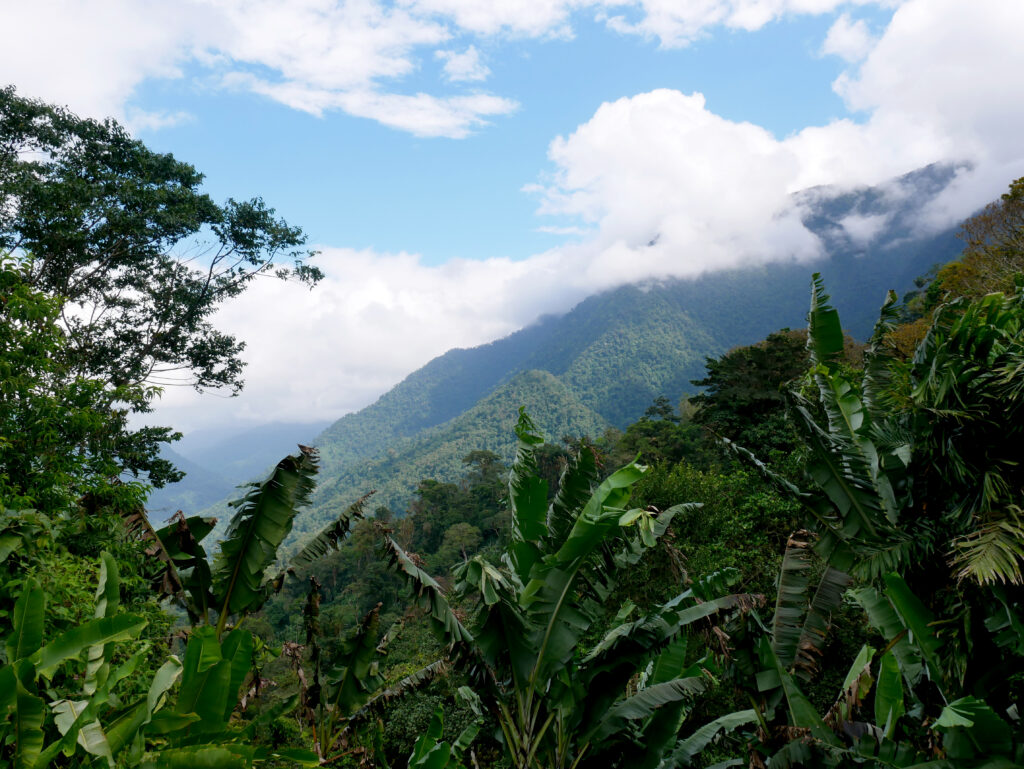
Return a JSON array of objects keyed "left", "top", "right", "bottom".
[
  {"left": 690, "top": 275, "right": 1024, "bottom": 766},
  {"left": 0, "top": 256, "right": 153, "bottom": 513},
  {"left": 381, "top": 410, "right": 753, "bottom": 769},
  {"left": 0, "top": 87, "right": 318, "bottom": 488},
  {"left": 180, "top": 162, "right": 964, "bottom": 545},
  {"left": 4, "top": 86, "right": 1023, "bottom": 768}
]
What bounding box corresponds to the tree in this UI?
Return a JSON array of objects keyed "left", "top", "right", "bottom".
[
  {"left": 689, "top": 329, "right": 811, "bottom": 456},
  {"left": 895, "top": 176, "right": 1024, "bottom": 354},
  {"left": 0, "top": 255, "right": 168, "bottom": 511},
  {"left": 927, "top": 176, "right": 1024, "bottom": 307},
  {"left": 616, "top": 397, "right": 701, "bottom": 467},
  {"left": 0, "top": 87, "right": 321, "bottom": 486},
  {"left": 713, "top": 276, "right": 1024, "bottom": 765},
  {"left": 383, "top": 410, "right": 753, "bottom": 769}
]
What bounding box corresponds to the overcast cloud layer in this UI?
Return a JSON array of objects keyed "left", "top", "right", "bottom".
[{"left": 3, "top": 0, "right": 1024, "bottom": 432}]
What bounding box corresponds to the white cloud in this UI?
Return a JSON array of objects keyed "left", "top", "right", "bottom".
[
  {"left": 9, "top": 0, "right": 1024, "bottom": 433},
  {"left": 153, "top": 246, "right": 568, "bottom": 431},
  {"left": 535, "top": 90, "right": 822, "bottom": 270},
  {"left": 2, "top": 0, "right": 901, "bottom": 137},
  {"left": 436, "top": 46, "right": 491, "bottom": 82},
  {"left": 839, "top": 212, "right": 889, "bottom": 245},
  {"left": 601, "top": 0, "right": 891, "bottom": 48},
  {"left": 0, "top": 0, "right": 206, "bottom": 120},
  {"left": 821, "top": 13, "right": 875, "bottom": 62}
]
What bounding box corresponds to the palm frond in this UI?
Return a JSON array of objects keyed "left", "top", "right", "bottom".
[
  {"left": 771, "top": 531, "right": 814, "bottom": 670},
  {"left": 292, "top": 491, "right": 373, "bottom": 567},
  {"left": 211, "top": 446, "right": 318, "bottom": 624},
  {"left": 358, "top": 660, "right": 451, "bottom": 718},
  {"left": 951, "top": 507, "right": 1024, "bottom": 586},
  {"left": 379, "top": 531, "right": 475, "bottom": 653}
]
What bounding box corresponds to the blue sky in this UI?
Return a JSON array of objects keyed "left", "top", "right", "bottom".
[
  {"left": 2, "top": 0, "right": 1023, "bottom": 431},
  {"left": 128, "top": 10, "right": 870, "bottom": 264}
]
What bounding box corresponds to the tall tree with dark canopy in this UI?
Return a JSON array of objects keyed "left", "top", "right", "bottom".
[{"left": 0, "top": 87, "right": 321, "bottom": 487}]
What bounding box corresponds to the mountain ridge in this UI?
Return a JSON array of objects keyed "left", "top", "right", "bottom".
[{"left": 174, "top": 163, "right": 965, "bottom": 544}]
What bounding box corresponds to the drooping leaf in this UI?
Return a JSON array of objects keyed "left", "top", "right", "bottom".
[
  {"left": 7, "top": 579, "right": 45, "bottom": 661},
  {"left": 874, "top": 650, "right": 904, "bottom": 738},
  {"left": 211, "top": 446, "right": 319, "bottom": 621},
  {"left": 761, "top": 637, "right": 839, "bottom": 746},
  {"left": 881, "top": 574, "right": 944, "bottom": 690},
  {"left": 772, "top": 530, "right": 814, "bottom": 670},
  {"left": 154, "top": 513, "right": 215, "bottom": 620},
  {"left": 175, "top": 627, "right": 232, "bottom": 729},
  {"left": 594, "top": 676, "right": 707, "bottom": 742},
  {"left": 121, "top": 504, "right": 185, "bottom": 598},
  {"left": 324, "top": 605, "right": 383, "bottom": 719},
  {"left": 359, "top": 660, "right": 450, "bottom": 717},
  {"left": 825, "top": 643, "right": 875, "bottom": 728},
  {"left": 144, "top": 746, "right": 249, "bottom": 768},
  {"left": 219, "top": 628, "right": 254, "bottom": 722},
  {"left": 85, "top": 551, "right": 121, "bottom": 695},
  {"left": 794, "top": 565, "right": 852, "bottom": 681},
  {"left": 291, "top": 491, "right": 373, "bottom": 567},
  {"left": 52, "top": 698, "right": 112, "bottom": 763},
  {"left": 380, "top": 533, "right": 474, "bottom": 653},
  {"left": 850, "top": 586, "right": 924, "bottom": 688},
  {"left": 933, "top": 697, "right": 1013, "bottom": 754},
  {"left": 33, "top": 614, "right": 147, "bottom": 678},
  {"left": 12, "top": 675, "right": 46, "bottom": 769},
  {"left": 668, "top": 710, "right": 758, "bottom": 767}
]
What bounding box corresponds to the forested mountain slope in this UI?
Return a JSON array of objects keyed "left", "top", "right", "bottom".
[
  {"left": 146, "top": 420, "right": 329, "bottom": 520},
  {"left": 191, "top": 164, "right": 964, "bottom": 538},
  {"left": 296, "top": 369, "right": 609, "bottom": 543}
]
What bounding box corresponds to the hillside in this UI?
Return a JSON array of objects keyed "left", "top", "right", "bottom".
[
  {"left": 146, "top": 420, "right": 330, "bottom": 521},
  {"left": 186, "top": 164, "right": 965, "bottom": 542},
  {"left": 295, "top": 369, "right": 609, "bottom": 543}
]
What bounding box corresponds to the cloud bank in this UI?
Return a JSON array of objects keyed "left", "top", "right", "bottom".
[
  {"left": 1, "top": 0, "right": 898, "bottom": 137},
  {"left": 5, "top": 0, "right": 1024, "bottom": 433}
]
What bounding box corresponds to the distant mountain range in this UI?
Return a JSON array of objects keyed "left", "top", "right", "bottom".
[
  {"left": 155, "top": 163, "right": 966, "bottom": 543},
  {"left": 145, "top": 420, "right": 330, "bottom": 521}
]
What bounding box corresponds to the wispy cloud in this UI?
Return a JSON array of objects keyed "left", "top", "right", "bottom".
[
  {"left": 2, "top": 0, "right": 899, "bottom": 137},
  {"left": 436, "top": 45, "right": 491, "bottom": 82},
  {"left": 153, "top": 0, "right": 1024, "bottom": 431}
]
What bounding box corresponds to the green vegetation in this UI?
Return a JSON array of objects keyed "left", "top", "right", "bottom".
[
  {"left": 0, "top": 86, "right": 318, "bottom": 491},
  {"left": 382, "top": 409, "right": 752, "bottom": 769},
  {"left": 2, "top": 89, "right": 1023, "bottom": 768}
]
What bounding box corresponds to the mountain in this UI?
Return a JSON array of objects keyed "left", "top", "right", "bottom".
[
  {"left": 296, "top": 369, "right": 609, "bottom": 541},
  {"left": 193, "top": 163, "right": 966, "bottom": 542},
  {"left": 146, "top": 420, "right": 330, "bottom": 521}
]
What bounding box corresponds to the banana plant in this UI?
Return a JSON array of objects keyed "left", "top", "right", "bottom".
[
  {"left": 406, "top": 692, "right": 484, "bottom": 769},
  {"left": 383, "top": 409, "right": 754, "bottom": 769},
  {"left": 118, "top": 446, "right": 324, "bottom": 638},
  {"left": 0, "top": 552, "right": 309, "bottom": 768},
  {"left": 700, "top": 576, "right": 1024, "bottom": 767},
  {"left": 718, "top": 277, "right": 1024, "bottom": 765},
  {"left": 291, "top": 575, "right": 448, "bottom": 766}
]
